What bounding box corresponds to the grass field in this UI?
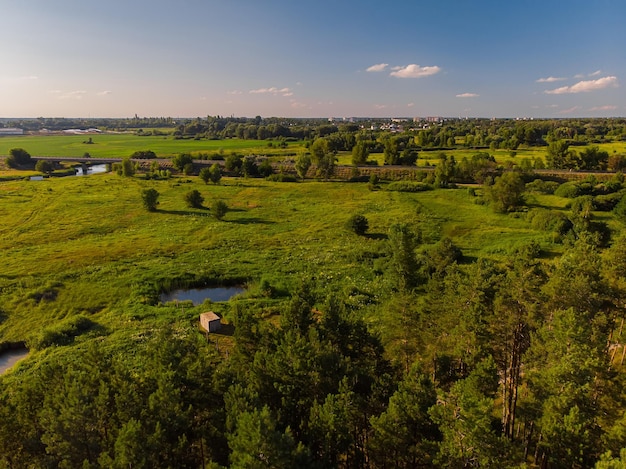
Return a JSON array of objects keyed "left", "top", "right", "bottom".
[
  {"left": 0, "top": 134, "right": 299, "bottom": 159},
  {"left": 3, "top": 133, "right": 625, "bottom": 169},
  {"left": 0, "top": 171, "right": 565, "bottom": 346}
]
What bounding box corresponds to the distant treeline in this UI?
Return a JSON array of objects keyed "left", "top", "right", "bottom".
[{"left": 3, "top": 116, "right": 626, "bottom": 149}]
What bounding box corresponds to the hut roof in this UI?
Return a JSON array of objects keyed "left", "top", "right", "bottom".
[{"left": 200, "top": 311, "right": 220, "bottom": 322}]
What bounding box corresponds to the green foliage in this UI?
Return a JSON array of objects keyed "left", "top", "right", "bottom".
[
  {"left": 171, "top": 152, "right": 193, "bottom": 172},
  {"left": 266, "top": 173, "right": 297, "bottom": 182},
  {"left": 225, "top": 153, "right": 243, "bottom": 175},
  {"left": 258, "top": 159, "right": 274, "bottom": 178},
  {"left": 118, "top": 157, "right": 136, "bottom": 177},
  {"left": 351, "top": 140, "right": 369, "bottom": 165},
  {"left": 129, "top": 150, "right": 157, "bottom": 159},
  {"left": 525, "top": 178, "right": 559, "bottom": 194},
  {"left": 434, "top": 153, "right": 456, "bottom": 187},
  {"left": 310, "top": 138, "right": 335, "bottom": 179},
  {"left": 198, "top": 166, "right": 211, "bottom": 184},
  {"left": 294, "top": 152, "right": 312, "bottom": 180},
  {"left": 6, "top": 147, "right": 32, "bottom": 168},
  {"left": 370, "top": 363, "right": 439, "bottom": 468},
  {"left": 209, "top": 163, "right": 222, "bottom": 184},
  {"left": 613, "top": 194, "right": 626, "bottom": 221},
  {"left": 141, "top": 188, "right": 159, "bottom": 211},
  {"left": 35, "top": 159, "right": 54, "bottom": 175},
  {"left": 386, "top": 181, "right": 433, "bottom": 192},
  {"left": 32, "top": 315, "right": 97, "bottom": 349},
  {"left": 184, "top": 189, "right": 204, "bottom": 208},
  {"left": 211, "top": 199, "right": 228, "bottom": 220},
  {"left": 484, "top": 171, "right": 525, "bottom": 213},
  {"left": 387, "top": 223, "right": 420, "bottom": 291},
  {"left": 345, "top": 214, "right": 369, "bottom": 235},
  {"left": 555, "top": 181, "right": 585, "bottom": 198}
]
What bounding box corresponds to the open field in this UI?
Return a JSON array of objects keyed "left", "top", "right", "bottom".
[
  {"left": 0, "top": 134, "right": 299, "bottom": 159},
  {"left": 0, "top": 171, "right": 565, "bottom": 344},
  {"left": 3, "top": 133, "right": 626, "bottom": 171}
]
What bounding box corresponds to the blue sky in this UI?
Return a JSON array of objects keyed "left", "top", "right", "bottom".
[{"left": 0, "top": 0, "right": 623, "bottom": 118}]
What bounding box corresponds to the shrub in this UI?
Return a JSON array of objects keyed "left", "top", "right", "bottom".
[
  {"left": 266, "top": 173, "right": 297, "bottom": 182},
  {"left": 554, "top": 182, "right": 581, "bottom": 198},
  {"left": 184, "top": 189, "right": 204, "bottom": 209},
  {"left": 6, "top": 148, "right": 32, "bottom": 168},
  {"left": 141, "top": 188, "right": 160, "bottom": 211},
  {"left": 525, "top": 179, "right": 559, "bottom": 194},
  {"left": 594, "top": 191, "right": 626, "bottom": 211},
  {"left": 172, "top": 153, "right": 194, "bottom": 171},
  {"left": 212, "top": 200, "right": 228, "bottom": 220},
  {"left": 33, "top": 315, "right": 96, "bottom": 349},
  {"left": 613, "top": 194, "right": 626, "bottom": 221},
  {"left": 346, "top": 214, "right": 369, "bottom": 235},
  {"left": 130, "top": 150, "right": 157, "bottom": 159},
  {"left": 527, "top": 208, "right": 572, "bottom": 235},
  {"left": 386, "top": 181, "right": 433, "bottom": 192}
]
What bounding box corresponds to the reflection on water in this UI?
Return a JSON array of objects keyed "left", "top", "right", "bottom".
[
  {"left": 75, "top": 163, "right": 108, "bottom": 176},
  {"left": 0, "top": 348, "right": 28, "bottom": 374},
  {"left": 160, "top": 286, "right": 245, "bottom": 305}
]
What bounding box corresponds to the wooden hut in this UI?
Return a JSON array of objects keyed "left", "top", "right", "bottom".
[{"left": 200, "top": 312, "right": 222, "bottom": 333}]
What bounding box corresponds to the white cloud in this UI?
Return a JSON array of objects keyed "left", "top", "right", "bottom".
[
  {"left": 545, "top": 76, "right": 618, "bottom": 94},
  {"left": 407, "top": 102, "right": 415, "bottom": 107},
  {"left": 96, "top": 90, "right": 112, "bottom": 96},
  {"left": 290, "top": 100, "right": 307, "bottom": 109},
  {"left": 590, "top": 70, "right": 602, "bottom": 76},
  {"left": 374, "top": 104, "right": 387, "bottom": 109},
  {"left": 456, "top": 92, "right": 479, "bottom": 98},
  {"left": 227, "top": 90, "right": 243, "bottom": 95},
  {"left": 57, "top": 90, "right": 87, "bottom": 100},
  {"left": 558, "top": 106, "right": 581, "bottom": 114},
  {"left": 249, "top": 87, "right": 292, "bottom": 96},
  {"left": 536, "top": 76, "right": 566, "bottom": 83},
  {"left": 389, "top": 64, "right": 441, "bottom": 78},
  {"left": 589, "top": 105, "right": 618, "bottom": 111},
  {"left": 366, "top": 63, "right": 389, "bottom": 72},
  {"left": 20, "top": 75, "right": 38, "bottom": 80}
]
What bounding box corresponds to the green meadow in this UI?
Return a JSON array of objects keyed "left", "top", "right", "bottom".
[
  {"left": 0, "top": 172, "right": 559, "bottom": 345},
  {"left": 0, "top": 134, "right": 297, "bottom": 159}
]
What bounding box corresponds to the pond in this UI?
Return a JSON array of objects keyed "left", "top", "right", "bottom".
[
  {"left": 0, "top": 346, "right": 29, "bottom": 374},
  {"left": 160, "top": 286, "right": 245, "bottom": 305},
  {"left": 75, "top": 163, "right": 108, "bottom": 176}
]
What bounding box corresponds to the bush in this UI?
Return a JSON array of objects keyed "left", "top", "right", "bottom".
[
  {"left": 6, "top": 148, "right": 32, "bottom": 168},
  {"left": 554, "top": 182, "right": 581, "bottom": 198},
  {"left": 184, "top": 189, "right": 204, "bottom": 208},
  {"left": 172, "top": 153, "right": 194, "bottom": 171},
  {"left": 33, "top": 315, "right": 97, "bottom": 349},
  {"left": 266, "top": 173, "right": 297, "bottom": 182},
  {"left": 525, "top": 179, "right": 559, "bottom": 194},
  {"left": 130, "top": 150, "right": 157, "bottom": 159},
  {"left": 346, "top": 214, "right": 369, "bottom": 235},
  {"left": 613, "top": 194, "right": 626, "bottom": 221},
  {"left": 211, "top": 200, "right": 228, "bottom": 220},
  {"left": 527, "top": 208, "right": 573, "bottom": 235},
  {"left": 594, "top": 191, "right": 626, "bottom": 211},
  {"left": 141, "top": 188, "right": 160, "bottom": 211},
  {"left": 386, "top": 181, "right": 433, "bottom": 192}
]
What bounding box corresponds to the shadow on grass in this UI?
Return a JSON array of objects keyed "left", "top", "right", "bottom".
[
  {"left": 157, "top": 209, "right": 209, "bottom": 216},
  {"left": 227, "top": 217, "right": 275, "bottom": 225},
  {"left": 365, "top": 232, "right": 388, "bottom": 240}
]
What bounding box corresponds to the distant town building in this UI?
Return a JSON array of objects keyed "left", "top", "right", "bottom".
[{"left": 0, "top": 128, "right": 24, "bottom": 136}]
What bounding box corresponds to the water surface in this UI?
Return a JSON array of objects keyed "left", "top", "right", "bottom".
[
  {"left": 0, "top": 348, "right": 29, "bottom": 374},
  {"left": 160, "top": 286, "right": 245, "bottom": 305}
]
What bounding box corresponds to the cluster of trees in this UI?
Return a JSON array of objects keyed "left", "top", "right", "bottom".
[{"left": 4, "top": 222, "right": 626, "bottom": 467}]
